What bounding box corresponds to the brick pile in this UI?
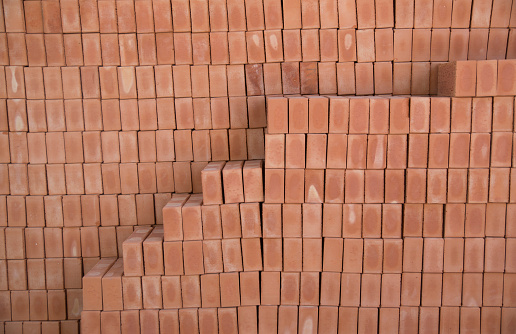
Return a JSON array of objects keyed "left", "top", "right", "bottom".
[
  {"left": 1, "top": 0, "right": 516, "bottom": 333},
  {"left": 80, "top": 93, "right": 516, "bottom": 333}
]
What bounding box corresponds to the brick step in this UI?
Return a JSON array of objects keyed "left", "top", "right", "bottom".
[
  {"left": 264, "top": 167, "right": 515, "bottom": 204},
  {"left": 162, "top": 195, "right": 263, "bottom": 242},
  {"left": 438, "top": 60, "right": 516, "bottom": 97},
  {"left": 83, "top": 305, "right": 516, "bottom": 334},
  {"left": 201, "top": 160, "right": 264, "bottom": 205},
  {"left": 121, "top": 232, "right": 516, "bottom": 278},
  {"left": 266, "top": 96, "right": 515, "bottom": 135},
  {"left": 0, "top": 320, "right": 79, "bottom": 334},
  {"left": 84, "top": 259, "right": 516, "bottom": 312}
]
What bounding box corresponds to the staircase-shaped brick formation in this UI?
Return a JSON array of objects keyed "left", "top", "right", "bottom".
[
  {"left": 4, "top": 0, "right": 516, "bottom": 330},
  {"left": 201, "top": 160, "right": 264, "bottom": 205},
  {"left": 81, "top": 73, "right": 516, "bottom": 332}
]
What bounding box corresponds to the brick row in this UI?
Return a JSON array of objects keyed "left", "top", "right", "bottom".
[
  {"left": 267, "top": 95, "right": 515, "bottom": 134},
  {"left": 0, "top": 62, "right": 491, "bottom": 99},
  {"left": 82, "top": 265, "right": 516, "bottom": 310},
  {"left": 6, "top": 0, "right": 516, "bottom": 35},
  {"left": 118, "top": 226, "right": 516, "bottom": 276},
  {"left": 1, "top": 96, "right": 266, "bottom": 132},
  {"left": 1, "top": 129, "right": 264, "bottom": 163},
  {"left": 0, "top": 226, "right": 135, "bottom": 259},
  {"left": 0, "top": 320, "right": 79, "bottom": 334},
  {"left": 439, "top": 60, "right": 516, "bottom": 97},
  {"left": 6, "top": 27, "right": 516, "bottom": 67},
  {"left": 80, "top": 306, "right": 516, "bottom": 334},
  {"left": 0, "top": 194, "right": 172, "bottom": 227},
  {"left": 0, "top": 289, "right": 79, "bottom": 321},
  {"left": 162, "top": 195, "right": 264, "bottom": 242},
  {"left": 264, "top": 167, "right": 515, "bottom": 204},
  {"left": 257, "top": 203, "right": 516, "bottom": 238},
  {"left": 200, "top": 160, "right": 263, "bottom": 205},
  {"left": 123, "top": 235, "right": 516, "bottom": 276},
  {"left": 265, "top": 132, "right": 514, "bottom": 170},
  {"left": 1, "top": 257, "right": 87, "bottom": 290}
]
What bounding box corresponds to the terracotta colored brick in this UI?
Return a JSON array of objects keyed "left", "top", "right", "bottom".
[
  {"left": 122, "top": 227, "right": 152, "bottom": 276},
  {"left": 377, "top": 62, "right": 394, "bottom": 94},
  {"left": 489, "top": 168, "right": 510, "bottom": 203},
  {"left": 322, "top": 169, "right": 344, "bottom": 204},
  {"left": 407, "top": 134, "right": 428, "bottom": 168},
  {"left": 356, "top": 29, "right": 375, "bottom": 62},
  {"left": 197, "top": 274, "right": 220, "bottom": 309},
  {"left": 386, "top": 135, "right": 407, "bottom": 169},
  {"left": 200, "top": 161, "right": 224, "bottom": 205},
  {"left": 219, "top": 204, "right": 241, "bottom": 238},
  {"left": 82, "top": 257, "right": 116, "bottom": 310},
  {"left": 426, "top": 169, "right": 446, "bottom": 203},
  {"left": 346, "top": 134, "right": 367, "bottom": 169},
  {"left": 355, "top": 62, "right": 374, "bottom": 95},
  {"left": 302, "top": 169, "right": 322, "bottom": 204},
  {"left": 468, "top": 169, "right": 489, "bottom": 203},
  {"left": 221, "top": 161, "right": 244, "bottom": 203},
  {"left": 430, "top": 29, "right": 451, "bottom": 62},
  {"left": 278, "top": 272, "right": 300, "bottom": 306},
  {"left": 267, "top": 97, "right": 288, "bottom": 133},
  {"left": 281, "top": 137, "right": 304, "bottom": 176},
  {"left": 181, "top": 275, "right": 201, "bottom": 308},
  {"left": 405, "top": 169, "right": 426, "bottom": 203},
  {"left": 304, "top": 135, "right": 326, "bottom": 169},
  {"left": 364, "top": 170, "right": 383, "bottom": 203},
  {"left": 365, "top": 135, "right": 387, "bottom": 170},
  {"left": 491, "top": 132, "right": 513, "bottom": 167}
]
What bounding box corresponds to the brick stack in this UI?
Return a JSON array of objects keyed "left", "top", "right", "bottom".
[
  {"left": 81, "top": 86, "right": 516, "bottom": 333},
  {"left": 80, "top": 163, "right": 267, "bottom": 332},
  {"left": 2, "top": 0, "right": 516, "bottom": 332}
]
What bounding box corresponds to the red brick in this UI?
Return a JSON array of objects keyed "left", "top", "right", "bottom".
[
  {"left": 405, "top": 169, "right": 427, "bottom": 203},
  {"left": 242, "top": 161, "right": 263, "bottom": 203},
  {"left": 200, "top": 161, "right": 225, "bottom": 205},
  {"left": 201, "top": 240, "right": 223, "bottom": 274},
  {"left": 181, "top": 275, "right": 202, "bottom": 308},
  {"left": 364, "top": 170, "right": 384, "bottom": 203},
  {"left": 198, "top": 274, "right": 220, "bottom": 308},
  {"left": 346, "top": 135, "right": 367, "bottom": 169},
  {"left": 492, "top": 132, "right": 513, "bottom": 167},
  {"left": 430, "top": 29, "right": 451, "bottom": 61},
  {"left": 82, "top": 258, "right": 116, "bottom": 310},
  {"left": 122, "top": 227, "right": 152, "bottom": 276},
  {"left": 283, "top": 204, "right": 302, "bottom": 237}
]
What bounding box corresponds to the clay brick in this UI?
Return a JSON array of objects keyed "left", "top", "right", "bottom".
[
  {"left": 122, "top": 227, "right": 152, "bottom": 276},
  {"left": 341, "top": 171, "right": 363, "bottom": 205},
  {"left": 438, "top": 61, "right": 477, "bottom": 97},
  {"left": 347, "top": 135, "right": 367, "bottom": 169},
  {"left": 201, "top": 162, "right": 225, "bottom": 205},
  {"left": 356, "top": 29, "right": 375, "bottom": 62},
  {"left": 82, "top": 257, "right": 116, "bottom": 310},
  {"left": 376, "top": 62, "right": 393, "bottom": 96},
  {"left": 178, "top": 280, "right": 201, "bottom": 312}
]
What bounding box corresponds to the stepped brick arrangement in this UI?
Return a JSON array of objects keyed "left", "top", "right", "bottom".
[
  {"left": 2, "top": 0, "right": 516, "bottom": 333},
  {"left": 79, "top": 94, "right": 516, "bottom": 333}
]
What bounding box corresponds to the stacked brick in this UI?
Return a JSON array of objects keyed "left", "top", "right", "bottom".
[
  {"left": 1, "top": 0, "right": 516, "bottom": 332},
  {"left": 261, "top": 94, "right": 516, "bottom": 332},
  {"left": 80, "top": 91, "right": 516, "bottom": 333},
  {"left": 81, "top": 163, "right": 268, "bottom": 332}
]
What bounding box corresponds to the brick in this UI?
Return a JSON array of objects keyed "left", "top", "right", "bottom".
[
  {"left": 177, "top": 275, "right": 201, "bottom": 310},
  {"left": 221, "top": 204, "right": 242, "bottom": 238},
  {"left": 201, "top": 162, "right": 225, "bottom": 205},
  {"left": 122, "top": 227, "right": 153, "bottom": 276},
  {"left": 492, "top": 132, "right": 513, "bottom": 167},
  {"left": 373, "top": 62, "right": 393, "bottom": 94},
  {"left": 82, "top": 258, "right": 116, "bottom": 310}
]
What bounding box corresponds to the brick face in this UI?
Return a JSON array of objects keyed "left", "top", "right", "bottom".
[{"left": 2, "top": 1, "right": 516, "bottom": 332}]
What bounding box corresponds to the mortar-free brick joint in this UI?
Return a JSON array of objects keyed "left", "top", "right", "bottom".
[{"left": 1, "top": 0, "right": 516, "bottom": 333}]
